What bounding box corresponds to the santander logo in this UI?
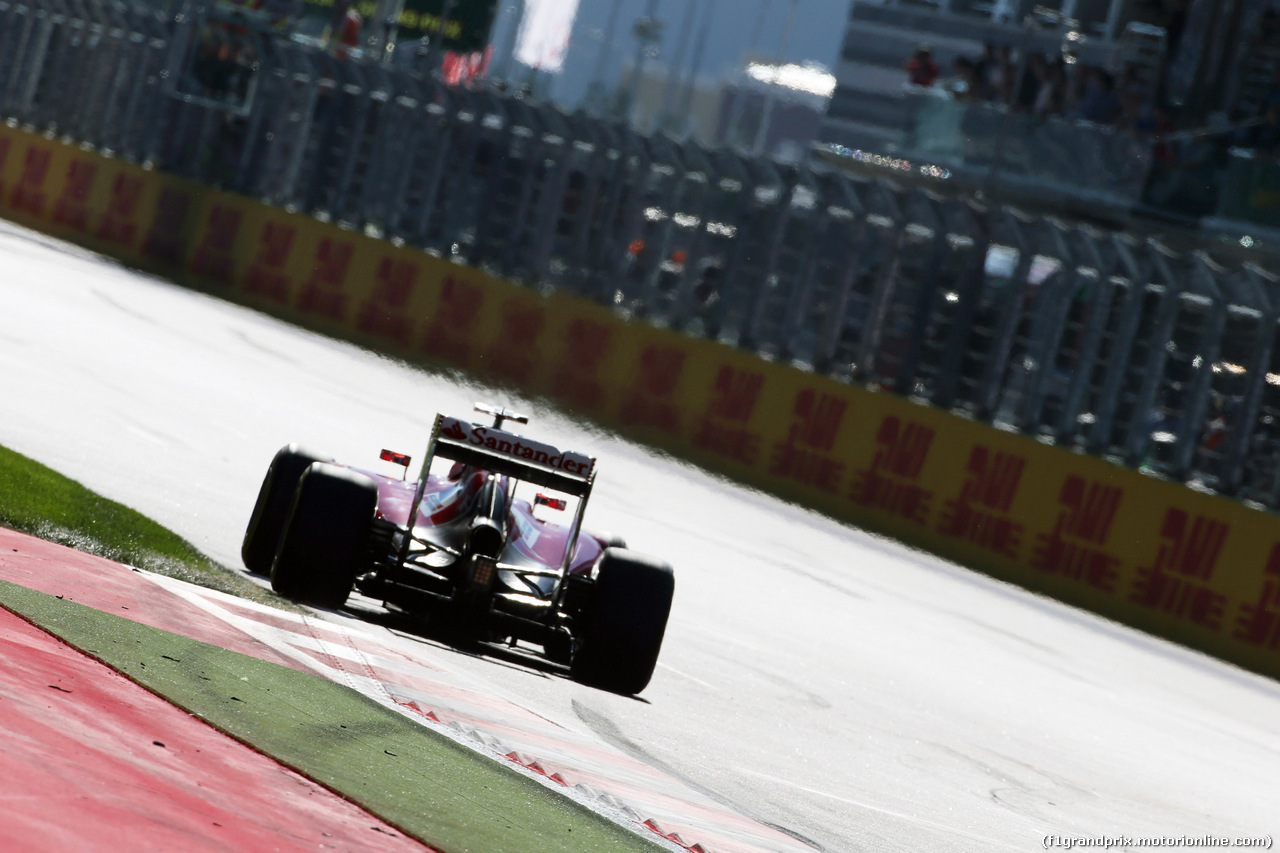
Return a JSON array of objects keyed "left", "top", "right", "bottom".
[{"left": 438, "top": 417, "right": 594, "bottom": 476}]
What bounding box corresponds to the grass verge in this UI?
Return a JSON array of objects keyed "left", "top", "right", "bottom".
[{"left": 0, "top": 444, "right": 287, "bottom": 609}]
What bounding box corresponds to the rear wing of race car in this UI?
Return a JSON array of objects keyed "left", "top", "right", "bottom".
[
  {"left": 423, "top": 414, "right": 595, "bottom": 497},
  {"left": 401, "top": 412, "right": 597, "bottom": 575}
]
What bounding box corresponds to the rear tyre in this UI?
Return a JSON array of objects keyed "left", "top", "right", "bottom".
[
  {"left": 271, "top": 463, "right": 377, "bottom": 608},
  {"left": 242, "top": 444, "right": 331, "bottom": 574},
  {"left": 570, "top": 549, "right": 674, "bottom": 695}
]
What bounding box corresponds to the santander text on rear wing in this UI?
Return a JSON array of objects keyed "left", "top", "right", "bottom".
[{"left": 427, "top": 415, "right": 596, "bottom": 497}]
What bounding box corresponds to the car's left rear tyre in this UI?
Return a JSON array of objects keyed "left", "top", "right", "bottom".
[
  {"left": 271, "top": 463, "right": 377, "bottom": 608},
  {"left": 242, "top": 444, "right": 331, "bottom": 574}
]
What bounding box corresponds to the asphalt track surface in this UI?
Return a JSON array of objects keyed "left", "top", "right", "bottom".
[{"left": 2, "top": 219, "right": 1279, "bottom": 852}]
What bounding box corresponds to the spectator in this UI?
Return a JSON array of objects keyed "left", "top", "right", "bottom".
[
  {"left": 1249, "top": 103, "right": 1280, "bottom": 153},
  {"left": 974, "top": 42, "right": 1006, "bottom": 102},
  {"left": 693, "top": 261, "right": 722, "bottom": 307},
  {"left": 988, "top": 44, "right": 1014, "bottom": 103},
  {"left": 1160, "top": 0, "right": 1189, "bottom": 57},
  {"left": 1014, "top": 52, "right": 1046, "bottom": 112},
  {"left": 1135, "top": 103, "right": 1177, "bottom": 163},
  {"left": 1261, "top": 5, "right": 1280, "bottom": 46},
  {"left": 1197, "top": 397, "right": 1232, "bottom": 483},
  {"left": 1034, "top": 58, "right": 1067, "bottom": 116},
  {"left": 906, "top": 44, "right": 940, "bottom": 87},
  {"left": 948, "top": 57, "right": 982, "bottom": 101},
  {"left": 328, "top": 0, "right": 361, "bottom": 56},
  {"left": 997, "top": 58, "right": 1019, "bottom": 106},
  {"left": 336, "top": 6, "right": 361, "bottom": 56},
  {"left": 1117, "top": 63, "right": 1150, "bottom": 123},
  {"left": 1262, "top": 63, "right": 1280, "bottom": 114},
  {"left": 1075, "top": 68, "right": 1122, "bottom": 124}
]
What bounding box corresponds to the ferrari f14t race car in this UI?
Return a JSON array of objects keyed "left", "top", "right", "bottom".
[{"left": 242, "top": 404, "right": 675, "bottom": 694}]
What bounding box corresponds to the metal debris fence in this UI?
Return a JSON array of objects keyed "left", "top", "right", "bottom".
[{"left": 5, "top": 0, "right": 1280, "bottom": 509}]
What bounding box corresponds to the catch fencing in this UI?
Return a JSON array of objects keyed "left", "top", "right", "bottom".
[{"left": 5, "top": 0, "right": 1280, "bottom": 515}]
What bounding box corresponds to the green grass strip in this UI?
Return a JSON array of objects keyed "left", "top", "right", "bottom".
[
  {"left": 0, "top": 444, "right": 285, "bottom": 608},
  {"left": 0, "top": 580, "right": 662, "bottom": 853}
]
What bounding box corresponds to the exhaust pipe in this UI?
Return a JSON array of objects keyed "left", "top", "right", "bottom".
[{"left": 468, "top": 517, "right": 504, "bottom": 559}]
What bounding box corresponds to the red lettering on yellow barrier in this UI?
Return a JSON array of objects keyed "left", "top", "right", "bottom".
[
  {"left": 620, "top": 345, "right": 686, "bottom": 434},
  {"left": 708, "top": 366, "right": 763, "bottom": 422},
  {"left": 296, "top": 237, "right": 355, "bottom": 320},
  {"left": 793, "top": 389, "right": 845, "bottom": 453},
  {"left": 489, "top": 301, "right": 546, "bottom": 384},
  {"left": 422, "top": 275, "right": 483, "bottom": 363},
  {"left": 96, "top": 172, "right": 144, "bottom": 247},
  {"left": 937, "top": 445, "right": 1026, "bottom": 558},
  {"left": 848, "top": 415, "right": 935, "bottom": 524},
  {"left": 768, "top": 389, "right": 847, "bottom": 493},
  {"left": 1147, "top": 508, "right": 1230, "bottom": 580},
  {"left": 1030, "top": 475, "right": 1124, "bottom": 591},
  {"left": 356, "top": 256, "right": 418, "bottom": 346},
  {"left": 190, "top": 204, "right": 243, "bottom": 285},
  {"left": 1233, "top": 543, "right": 1280, "bottom": 650},
  {"left": 691, "top": 366, "right": 763, "bottom": 465},
  {"left": 1130, "top": 508, "right": 1229, "bottom": 630},
  {"left": 10, "top": 145, "right": 52, "bottom": 216},
  {"left": 142, "top": 188, "right": 193, "bottom": 265},
  {"left": 1054, "top": 475, "right": 1122, "bottom": 545},
  {"left": 550, "top": 318, "right": 613, "bottom": 412},
  {"left": 954, "top": 446, "right": 1024, "bottom": 512},
  {"left": 51, "top": 159, "right": 98, "bottom": 233},
  {"left": 244, "top": 221, "right": 296, "bottom": 303}
]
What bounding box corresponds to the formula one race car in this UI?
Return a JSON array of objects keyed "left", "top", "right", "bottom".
[{"left": 242, "top": 404, "right": 675, "bottom": 694}]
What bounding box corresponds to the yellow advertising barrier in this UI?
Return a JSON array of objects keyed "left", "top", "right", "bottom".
[{"left": 4, "top": 125, "right": 1279, "bottom": 679}]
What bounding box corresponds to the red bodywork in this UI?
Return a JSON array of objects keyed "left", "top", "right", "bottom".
[{"left": 348, "top": 465, "right": 605, "bottom": 578}]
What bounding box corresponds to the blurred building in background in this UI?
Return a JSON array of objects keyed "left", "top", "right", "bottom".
[{"left": 623, "top": 55, "right": 833, "bottom": 160}]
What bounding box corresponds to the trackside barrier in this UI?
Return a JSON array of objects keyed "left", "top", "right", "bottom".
[
  {"left": 3, "top": 124, "right": 1280, "bottom": 680},
  {"left": 8, "top": 0, "right": 1280, "bottom": 514}
]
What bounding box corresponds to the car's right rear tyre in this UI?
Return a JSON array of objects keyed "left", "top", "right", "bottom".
[
  {"left": 271, "top": 463, "right": 377, "bottom": 608},
  {"left": 570, "top": 549, "right": 674, "bottom": 695},
  {"left": 242, "top": 444, "right": 331, "bottom": 574}
]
